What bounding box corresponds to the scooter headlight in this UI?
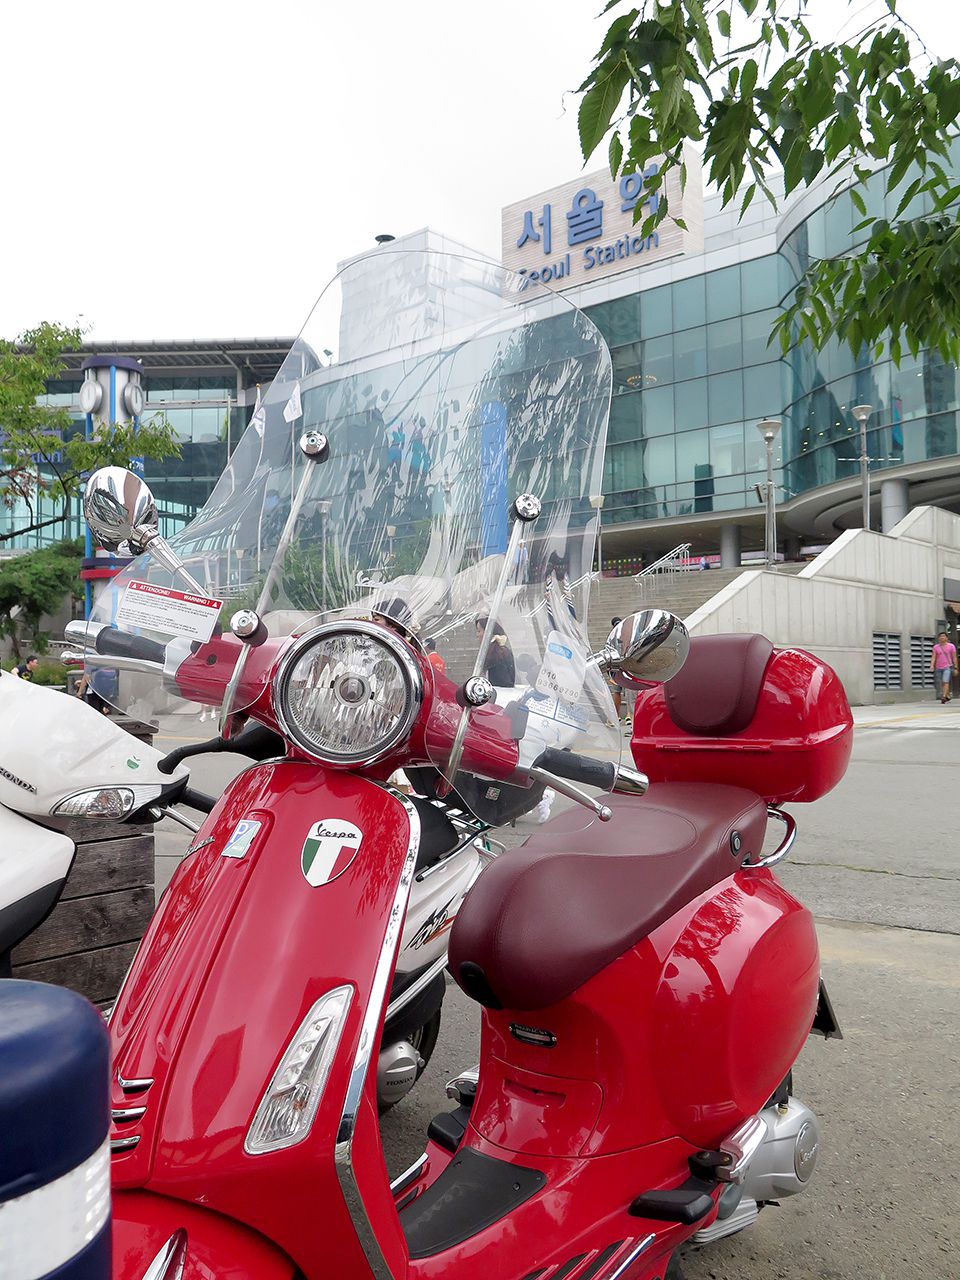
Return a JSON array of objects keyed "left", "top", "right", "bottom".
[
  {"left": 245, "top": 985, "right": 353, "bottom": 1155},
  {"left": 273, "top": 622, "right": 422, "bottom": 765}
]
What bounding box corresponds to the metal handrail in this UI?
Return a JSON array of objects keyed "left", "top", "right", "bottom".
[
  {"left": 633, "top": 542, "right": 692, "bottom": 581},
  {"left": 633, "top": 542, "right": 693, "bottom": 599}
]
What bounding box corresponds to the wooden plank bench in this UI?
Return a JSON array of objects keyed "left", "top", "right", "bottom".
[{"left": 11, "top": 719, "right": 157, "bottom": 1006}]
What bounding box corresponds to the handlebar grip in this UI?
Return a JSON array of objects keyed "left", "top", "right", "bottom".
[
  {"left": 536, "top": 748, "right": 616, "bottom": 791},
  {"left": 180, "top": 787, "right": 217, "bottom": 814},
  {"left": 94, "top": 628, "right": 166, "bottom": 664}
]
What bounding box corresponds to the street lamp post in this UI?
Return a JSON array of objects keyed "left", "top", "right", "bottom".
[
  {"left": 756, "top": 419, "right": 782, "bottom": 570},
  {"left": 851, "top": 404, "right": 873, "bottom": 530},
  {"left": 589, "top": 493, "right": 605, "bottom": 577}
]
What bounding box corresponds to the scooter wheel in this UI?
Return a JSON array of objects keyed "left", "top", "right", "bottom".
[{"left": 663, "top": 1253, "right": 685, "bottom": 1280}]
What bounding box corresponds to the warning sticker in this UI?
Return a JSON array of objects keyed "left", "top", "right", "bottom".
[{"left": 115, "top": 580, "right": 223, "bottom": 643}]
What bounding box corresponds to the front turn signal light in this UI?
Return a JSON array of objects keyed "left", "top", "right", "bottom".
[
  {"left": 53, "top": 788, "right": 135, "bottom": 819},
  {"left": 244, "top": 985, "right": 353, "bottom": 1155}
]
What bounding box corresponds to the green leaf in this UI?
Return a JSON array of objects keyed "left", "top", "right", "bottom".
[
  {"left": 578, "top": 60, "right": 631, "bottom": 161},
  {"left": 608, "top": 130, "right": 624, "bottom": 178},
  {"left": 717, "top": 9, "right": 731, "bottom": 37},
  {"left": 740, "top": 58, "right": 758, "bottom": 98}
]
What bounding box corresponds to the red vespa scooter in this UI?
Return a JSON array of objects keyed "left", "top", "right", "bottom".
[{"left": 69, "top": 251, "right": 848, "bottom": 1280}]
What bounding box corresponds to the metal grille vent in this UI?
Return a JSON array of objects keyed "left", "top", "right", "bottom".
[
  {"left": 873, "top": 632, "right": 902, "bottom": 689},
  {"left": 910, "top": 636, "right": 935, "bottom": 689}
]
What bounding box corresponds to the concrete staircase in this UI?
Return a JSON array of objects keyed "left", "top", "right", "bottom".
[
  {"left": 428, "top": 564, "right": 809, "bottom": 679},
  {"left": 587, "top": 564, "right": 806, "bottom": 649}
]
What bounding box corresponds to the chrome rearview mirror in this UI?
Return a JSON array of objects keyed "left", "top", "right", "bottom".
[
  {"left": 593, "top": 609, "right": 689, "bottom": 687},
  {"left": 83, "top": 465, "right": 206, "bottom": 595},
  {"left": 83, "top": 466, "right": 158, "bottom": 554}
]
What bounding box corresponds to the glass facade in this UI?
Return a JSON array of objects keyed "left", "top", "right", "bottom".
[
  {"left": 584, "top": 147, "right": 960, "bottom": 530},
  {"left": 587, "top": 257, "right": 785, "bottom": 524},
  {"left": 779, "top": 164, "right": 960, "bottom": 502}
]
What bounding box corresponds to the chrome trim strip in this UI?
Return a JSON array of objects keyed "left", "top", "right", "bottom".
[
  {"left": 385, "top": 955, "right": 447, "bottom": 1023},
  {"left": 110, "top": 1134, "right": 141, "bottom": 1152},
  {"left": 743, "top": 806, "right": 797, "bottom": 869},
  {"left": 335, "top": 787, "right": 421, "bottom": 1280},
  {"left": 389, "top": 1152, "right": 428, "bottom": 1197},
  {"left": 414, "top": 832, "right": 478, "bottom": 882},
  {"left": 116, "top": 1068, "right": 154, "bottom": 1093},
  {"left": 603, "top": 1234, "right": 656, "bottom": 1280},
  {"left": 141, "top": 1228, "right": 187, "bottom": 1280},
  {"left": 111, "top": 1105, "right": 147, "bottom": 1123},
  {"left": 117, "top": 1064, "right": 156, "bottom": 1095}
]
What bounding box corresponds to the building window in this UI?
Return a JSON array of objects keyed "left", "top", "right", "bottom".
[
  {"left": 640, "top": 284, "right": 673, "bottom": 338},
  {"left": 873, "top": 632, "right": 902, "bottom": 689},
  {"left": 587, "top": 296, "right": 640, "bottom": 347},
  {"left": 707, "top": 318, "right": 742, "bottom": 375},
  {"left": 674, "top": 327, "right": 707, "bottom": 381},
  {"left": 706, "top": 264, "right": 741, "bottom": 323},
  {"left": 708, "top": 371, "right": 744, "bottom": 425},
  {"left": 740, "top": 256, "right": 780, "bottom": 311},
  {"left": 675, "top": 378, "right": 708, "bottom": 431},
  {"left": 744, "top": 363, "right": 783, "bottom": 421},
  {"left": 741, "top": 310, "right": 779, "bottom": 368},
  {"left": 641, "top": 384, "right": 674, "bottom": 436},
  {"left": 672, "top": 275, "right": 706, "bottom": 330},
  {"left": 608, "top": 393, "right": 642, "bottom": 444}
]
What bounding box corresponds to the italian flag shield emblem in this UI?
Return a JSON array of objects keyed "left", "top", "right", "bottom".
[{"left": 301, "top": 819, "right": 364, "bottom": 887}]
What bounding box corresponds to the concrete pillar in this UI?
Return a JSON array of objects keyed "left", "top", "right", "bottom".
[
  {"left": 720, "top": 524, "right": 742, "bottom": 569},
  {"left": 881, "top": 477, "right": 910, "bottom": 533}
]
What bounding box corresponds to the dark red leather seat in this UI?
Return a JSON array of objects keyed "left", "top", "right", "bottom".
[{"left": 449, "top": 784, "right": 766, "bottom": 1011}]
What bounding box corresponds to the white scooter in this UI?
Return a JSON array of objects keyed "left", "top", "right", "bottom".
[{"left": 0, "top": 668, "right": 494, "bottom": 1108}]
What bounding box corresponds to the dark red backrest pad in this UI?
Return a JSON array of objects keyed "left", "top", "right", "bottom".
[
  {"left": 665, "top": 633, "right": 773, "bottom": 736},
  {"left": 631, "top": 637, "right": 853, "bottom": 804}
]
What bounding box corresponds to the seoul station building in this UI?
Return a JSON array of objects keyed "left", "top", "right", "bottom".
[
  {"left": 8, "top": 146, "right": 960, "bottom": 574},
  {"left": 502, "top": 147, "right": 960, "bottom": 569}
]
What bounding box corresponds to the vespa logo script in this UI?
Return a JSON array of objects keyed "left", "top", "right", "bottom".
[
  {"left": 0, "top": 763, "right": 37, "bottom": 795},
  {"left": 300, "top": 820, "right": 364, "bottom": 887}
]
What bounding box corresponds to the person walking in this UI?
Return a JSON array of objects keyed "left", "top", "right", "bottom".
[
  {"left": 931, "top": 630, "right": 958, "bottom": 703},
  {"left": 424, "top": 638, "right": 445, "bottom": 677},
  {"left": 13, "top": 655, "right": 39, "bottom": 680},
  {"left": 475, "top": 617, "right": 515, "bottom": 688}
]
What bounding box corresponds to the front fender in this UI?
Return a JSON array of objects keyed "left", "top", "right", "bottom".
[{"left": 113, "top": 1189, "right": 296, "bottom": 1279}]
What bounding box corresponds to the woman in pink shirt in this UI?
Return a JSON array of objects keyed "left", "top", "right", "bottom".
[{"left": 931, "top": 631, "right": 958, "bottom": 703}]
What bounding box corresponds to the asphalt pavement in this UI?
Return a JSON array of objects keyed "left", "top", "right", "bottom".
[{"left": 151, "top": 702, "right": 960, "bottom": 1278}]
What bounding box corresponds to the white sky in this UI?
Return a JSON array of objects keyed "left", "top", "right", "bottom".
[{"left": 1, "top": 0, "right": 957, "bottom": 342}]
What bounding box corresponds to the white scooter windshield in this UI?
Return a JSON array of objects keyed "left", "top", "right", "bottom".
[{"left": 86, "top": 250, "right": 617, "bottom": 822}]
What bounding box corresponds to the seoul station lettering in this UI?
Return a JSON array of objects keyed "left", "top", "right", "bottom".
[
  {"left": 519, "top": 232, "right": 661, "bottom": 289},
  {"left": 513, "top": 165, "right": 661, "bottom": 290}
]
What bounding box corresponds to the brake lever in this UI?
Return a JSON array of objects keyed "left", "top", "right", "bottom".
[
  {"left": 529, "top": 765, "right": 614, "bottom": 822},
  {"left": 147, "top": 806, "right": 201, "bottom": 834}
]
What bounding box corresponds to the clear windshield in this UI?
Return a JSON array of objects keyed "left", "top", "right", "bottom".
[{"left": 87, "top": 249, "right": 615, "bottom": 819}]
